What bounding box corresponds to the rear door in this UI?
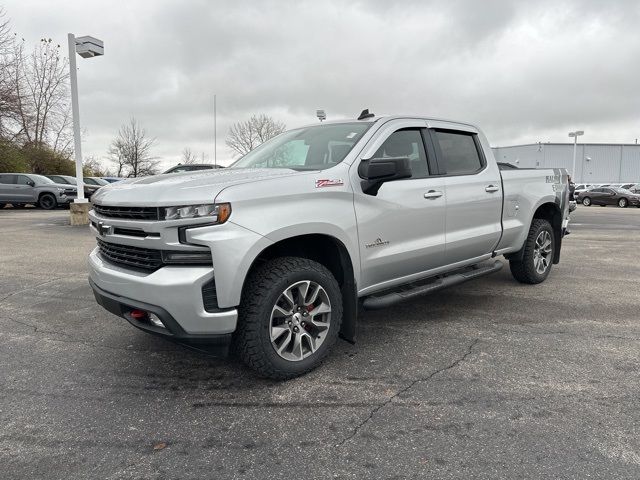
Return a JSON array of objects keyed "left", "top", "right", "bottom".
[
  {"left": 0, "top": 174, "right": 16, "bottom": 201},
  {"left": 353, "top": 120, "right": 447, "bottom": 292},
  {"left": 428, "top": 128, "right": 503, "bottom": 264}
]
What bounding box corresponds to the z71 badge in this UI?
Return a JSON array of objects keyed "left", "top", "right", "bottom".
[{"left": 315, "top": 179, "right": 344, "bottom": 188}]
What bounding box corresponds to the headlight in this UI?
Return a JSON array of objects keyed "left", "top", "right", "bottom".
[
  {"left": 56, "top": 187, "right": 65, "bottom": 192},
  {"left": 163, "top": 202, "right": 231, "bottom": 223}
]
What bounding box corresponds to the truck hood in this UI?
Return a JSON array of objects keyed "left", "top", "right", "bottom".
[{"left": 91, "top": 168, "right": 304, "bottom": 206}]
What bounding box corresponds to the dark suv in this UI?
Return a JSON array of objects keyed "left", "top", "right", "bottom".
[{"left": 46, "top": 175, "right": 103, "bottom": 199}]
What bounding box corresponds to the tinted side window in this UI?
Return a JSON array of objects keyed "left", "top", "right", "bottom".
[
  {"left": 0, "top": 174, "right": 15, "bottom": 184},
  {"left": 433, "top": 130, "right": 483, "bottom": 175},
  {"left": 16, "top": 175, "right": 33, "bottom": 185},
  {"left": 374, "top": 129, "right": 429, "bottom": 178},
  {"left": 83, "top": 178, "right": 98, "bottom": 185}
]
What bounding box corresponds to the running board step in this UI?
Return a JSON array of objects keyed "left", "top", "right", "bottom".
[{"left": 362, "top": 260, "right": 503, "bottom": 310}]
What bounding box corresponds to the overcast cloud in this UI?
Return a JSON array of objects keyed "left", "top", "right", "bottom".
[{"left": 3, "top": 0, "right": 640, "bottom": 170}]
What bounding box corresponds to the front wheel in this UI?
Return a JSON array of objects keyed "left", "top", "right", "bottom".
[
  {"left": 38, "top": 193, "right": 57, "bottom": 210},
  {"left": 234, "top": 257, "right": 343, "bottom": 379},
  {"left": 618, "top": 198, "right": 628, "bottom": 208},
  {"left": 582, "top": 197, "right": 591, "bottom": 206},
  {"left": 509, "top": 219, "right": 555, "bottom": 284}
]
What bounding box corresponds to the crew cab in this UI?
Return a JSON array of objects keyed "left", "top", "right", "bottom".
[{"left": 88, "top": 113, "right": 571, "bottom": 379}]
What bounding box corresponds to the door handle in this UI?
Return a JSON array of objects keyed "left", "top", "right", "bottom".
[
  {"left": 424, "top": 190, "right": 443, "bottom": 199},
  {"left": 485, "top": 185, "right": 500, "bottom": 193}
]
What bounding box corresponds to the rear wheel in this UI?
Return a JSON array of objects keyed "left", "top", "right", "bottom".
[
  {"left": 582, "top": 197, "right": 591, "bottom": 206},
  {"left": 509, "top": 219, "right": 555, "bottom": 284},
  {"left": 38, "top": 193, "right": 57, "bottom": 210},
  {"left": 234, "top": 257, "right": 342, "bottom": 379},
  {"left": 618, "top": 198, "right": 628, "bottom": 208}
]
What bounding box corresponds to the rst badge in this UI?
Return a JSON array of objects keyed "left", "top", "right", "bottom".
[{"left": 315, "top": 179, "right": 344, "bottom": 188}]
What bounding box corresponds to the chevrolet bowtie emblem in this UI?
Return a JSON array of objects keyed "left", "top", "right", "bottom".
[{"left": 98, "top": 221, "right": 113, "bottom": 236}]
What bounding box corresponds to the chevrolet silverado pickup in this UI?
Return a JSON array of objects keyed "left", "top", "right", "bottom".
[{"left": 88, "top": 113, "right": 571, "bottom": 379}]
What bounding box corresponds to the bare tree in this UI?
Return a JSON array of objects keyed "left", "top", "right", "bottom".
[
  {"left": 226, "top": 113, "right": 285, "bottom": 157},
  {"left": 5, "top": 38, "right": 71, "bottom": 150},
  {"left": 181, "top": 147, "right": 198, "bottom": 164},
  {"left": 108, "top": 117, "right": 159, "bottom": 177},
  {"left": 83, "top": 156, "right": 108, "bottom": 176},
  {"left": 0, "top": 8, "right": 19, "bottom": 140}
]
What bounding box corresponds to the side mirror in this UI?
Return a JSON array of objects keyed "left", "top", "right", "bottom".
[
  {"left": 358, "top": 157, "right": 412, "bottom": 195},
  {"left": 27, "top": 180, "right": 35, "bottom": 187}
]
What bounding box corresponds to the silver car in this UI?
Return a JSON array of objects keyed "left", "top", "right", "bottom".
[{"left": 0, "top": 173, "right": 77, "bottom": 209}]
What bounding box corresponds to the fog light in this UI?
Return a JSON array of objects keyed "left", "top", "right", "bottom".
[{"left": 148, "top": 313, "right": 164, "bottom": 328}]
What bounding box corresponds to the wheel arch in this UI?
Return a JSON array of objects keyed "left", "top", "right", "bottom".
[
  {"left": 38, "top": 190, "right": 57, "bottom": 207},
  {"left": 241, "top": 233, "right": 358, "bottom": 343},
  {"left": 506, "top": 201, "right": 563, "bottom": 264}
]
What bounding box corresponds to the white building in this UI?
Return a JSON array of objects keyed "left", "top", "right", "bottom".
[{"left": 492, "top": 143, "right": 640, "bottom": 184}]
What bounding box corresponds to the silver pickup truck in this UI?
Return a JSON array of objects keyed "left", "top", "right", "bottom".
[{"left": 88, "top": 113, "right": 570, "bottom": 378}]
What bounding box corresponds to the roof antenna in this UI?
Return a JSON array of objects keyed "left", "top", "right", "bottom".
[{"left": 357, "top": 108, "right": 375, "bottom": 120}]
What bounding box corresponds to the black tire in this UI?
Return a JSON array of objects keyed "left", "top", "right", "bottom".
[
  {"left": 38, "top": 193, "right": 57, "bottom": 210},
  {"left": 618, "top": 198, "right": 628, "bottom": 208},
  {"left": 509, "top": 219, "right": 555, "bottom": 284},
  {"left": 234, "top": 257, "right": 343, "bottom": 379},
  {"left": 582, "top": 197, "right": 591, "bottom": 206}
]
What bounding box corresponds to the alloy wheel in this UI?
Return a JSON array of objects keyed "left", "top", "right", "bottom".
[
  {"left": 533, "top": 230, "right": 552, "bottom": 275},
  {"left": 269, "top": 280, "right": 331, "bottom": 361}
]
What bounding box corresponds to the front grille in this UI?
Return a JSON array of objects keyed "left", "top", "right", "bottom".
[
  {"left": 202, "top": 279, "right": 219, "bottom": 312},
  {"left": 97, "top": 238, "right": 163, "bottom": 271},
  {"left": 94, "top": 204, "right": 159, "bottom": 220}
]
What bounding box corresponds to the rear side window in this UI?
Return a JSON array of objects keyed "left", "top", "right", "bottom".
[
  {"left": 0, "top": 174, "right": 15, "bottom": 184},
  {"left": 432, "top": 130, "right": 484, "bottom": 175},
  {"left": 373, "top": 129, "right": 429, "bottom": 178}
]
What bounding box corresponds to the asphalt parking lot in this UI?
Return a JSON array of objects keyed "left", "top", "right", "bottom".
[{"left": 1, "top": 205, "right": 639, "bottom": 479}]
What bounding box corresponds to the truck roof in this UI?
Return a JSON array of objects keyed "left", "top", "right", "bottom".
[{"left": 300, "top": 114, "right": 481, "bottom": 132}]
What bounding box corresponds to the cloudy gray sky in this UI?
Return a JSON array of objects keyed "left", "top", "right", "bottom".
[{"left": 4, "top": 0, "right": 640, "bottom": 170}]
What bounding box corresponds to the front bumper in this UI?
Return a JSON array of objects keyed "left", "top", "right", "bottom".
[
  {"left": 58, "top": 193, "right": 76, "bottom": 204},
  {"left": 90, "top": 279, "right": 232, "bottom": 351},
  {"left": 88, "top": 247, "right": 238, "bottom": 336}
]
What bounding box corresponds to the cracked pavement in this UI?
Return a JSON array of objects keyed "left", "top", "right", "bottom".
[{"left": 1, "top": 206, "right": 639, "bottom": 479}]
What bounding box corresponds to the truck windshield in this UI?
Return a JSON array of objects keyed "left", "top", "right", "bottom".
[{"left": 229, "top": 122, "right": 372, "bottom": 171}]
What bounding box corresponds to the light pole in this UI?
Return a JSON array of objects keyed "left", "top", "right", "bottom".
[
  {"left": 568, "top": 130, "right": 584, "bottom": 181},
  {"left": 213, "top": 94, "right": 217, "bottom": 167},
  {"left": 67, "top": 33, "right": 103, "bottom": 223}
]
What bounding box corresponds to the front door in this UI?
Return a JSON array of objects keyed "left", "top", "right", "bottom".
[
  {"left": 15, "top": 175, "right": 37, "bottom": 202},
  {"left": 353, "top": 124, "right": 447, "bottom": 292}
]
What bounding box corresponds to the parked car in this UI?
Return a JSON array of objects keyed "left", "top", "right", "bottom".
[
  {"left": 577, "top": 187, "right": 640, "bottom": 207},
  {"left": 83, "top": 177, "right": 110, "bottom": 187},
  {"left": 101, "top": 177, "right": 125, "bottom": 183},
  {"left": 163, "top": 164, "right": 224, "bottom": 174},
  {"left": 45, "top": 175, "right": 102, "bottom": 199},
  {"left": 0, "top": 173, "right": 77, "bottom": 209},
  {"left": 88, "top": 113, "right": 571, "bottom": 379}
]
